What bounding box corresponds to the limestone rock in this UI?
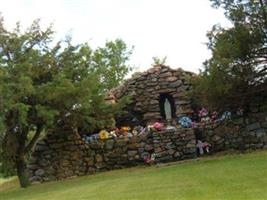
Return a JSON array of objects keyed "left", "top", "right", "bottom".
[
  {"left": 145, "top": 144, "right": 153, "bottom": 151},
  {"left": 166, "top": 76, "right": 178, "bottom": 82},
  {"left": 128, "top": 150, "right": 138, "bottom": 157},
  {"left": 95, "top": 154, "right": 103, "bottom": 163},
  {"left": 159, "top": 72, "right": 172, "bottom": 78},
  {"left": 105, "top": 139, "right": 114, "bottom": 150},
  {"left": 35, "top": 169, "right": 45, "bottom": 176},
  {"left": 29, "top": 176, "right": 42, "bottom": 183},
  {"left": 170, "top": 80, "right": 182, "bottom": 88}
]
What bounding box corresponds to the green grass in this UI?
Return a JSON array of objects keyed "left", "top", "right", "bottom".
[
  {"left": 0, "top": 176, "right": 16, "bottom": 185},
  {"left": 1, "top": 150, "right": 267, "bottom": 200}
]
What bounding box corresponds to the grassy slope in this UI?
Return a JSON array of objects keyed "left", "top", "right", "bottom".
[{"left": 1, "top": 150, "right": 267, "bottom": 200}]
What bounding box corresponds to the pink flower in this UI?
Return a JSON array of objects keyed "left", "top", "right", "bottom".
[{"left": 153, "top": 122, "right": 164, "bottom": 130}]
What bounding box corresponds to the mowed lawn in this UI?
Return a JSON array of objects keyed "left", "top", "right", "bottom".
[{"left": 1, "top": 150, "right": 267, "bottom": 200}]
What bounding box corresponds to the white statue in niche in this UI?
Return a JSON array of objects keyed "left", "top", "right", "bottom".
[{"left": 164, "top": 98, "right": 172, "bottom": 121}]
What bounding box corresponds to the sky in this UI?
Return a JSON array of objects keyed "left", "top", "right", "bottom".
[{"left": 0, "top": 0, "right": 231, "bottom": 73}]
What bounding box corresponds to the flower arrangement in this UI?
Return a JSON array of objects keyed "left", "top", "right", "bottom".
[
  {"left": 121, "top": 126, "right": 131, "bottom": 132},
  {"left": 178, "top": 117, "right": 192, "bottom": 128},
  {"left": 153, "top": 122, "right": 164, "bottom": 130},
  {"left": 83, "top": 122, "right": 169, "bottom": 144},
  {"left": 177, "top": 108, "right": 232, "bottom": 128}
]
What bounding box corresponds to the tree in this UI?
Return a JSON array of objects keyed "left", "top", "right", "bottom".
[
  {"left": 152, "top": 56, "right": 167, "bottom": 65},
  {"left": 93, "top": 39, "right": 133, "bottom": 90},
  {"left": 0, "top": 17, "right": 132, "bottom": 187},
  {"left": 191, "top": 0, "right": 267, "bottom": 115}
]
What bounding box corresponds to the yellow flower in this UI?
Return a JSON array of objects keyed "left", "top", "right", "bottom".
[{"left": 99, "top": 130, "right": 109, "bottom": 140}]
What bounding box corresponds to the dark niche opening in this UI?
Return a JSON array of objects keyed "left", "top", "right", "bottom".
[
  {"left": 159, "top": 93, "right": 176, "bottom": 120},
  {"left": 115, "top": 101, "right": 145, "bottom": 128}
]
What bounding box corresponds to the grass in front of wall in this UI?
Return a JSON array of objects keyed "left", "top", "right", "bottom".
[{"left": 0, "top": 150, "right": 267, "bottom": 200}]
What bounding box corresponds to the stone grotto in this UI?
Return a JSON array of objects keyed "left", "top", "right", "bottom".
[{"left": 27, "top": 65, "right": 267, "bottom": 183}]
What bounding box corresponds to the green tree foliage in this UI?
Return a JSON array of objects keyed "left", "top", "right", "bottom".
[
  {"left": 152, "top": 56, "right": 167, "bottom": 65},
  {"left": 0, "top": 17, "right": 132, "bottom": 187},
  {"left": 191, "top": 0, "right": 267, "bottom": 114},
  {"left": 93, "top": 40, "right": 133, "bottom": 90}
]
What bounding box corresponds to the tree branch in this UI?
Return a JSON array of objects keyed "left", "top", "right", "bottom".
[{"left": 25, "top": 125, "right": 43, "bottom": 153}]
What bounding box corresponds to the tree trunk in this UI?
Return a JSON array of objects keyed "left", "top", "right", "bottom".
[{"left": 16, "top": 153, "right": 30, "bottom": 188}]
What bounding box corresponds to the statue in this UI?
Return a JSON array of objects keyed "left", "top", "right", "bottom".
[{"left": 164, "top": 98, "right": 172, "bottom": 121}]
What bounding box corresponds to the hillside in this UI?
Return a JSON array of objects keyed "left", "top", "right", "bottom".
[{"left": 1, "top": 150, "right": 267, "bottom": 200}]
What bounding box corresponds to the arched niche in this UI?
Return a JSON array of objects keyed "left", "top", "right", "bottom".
[{"left": 159, "top": 93, "right": 176, "bottom": 120}]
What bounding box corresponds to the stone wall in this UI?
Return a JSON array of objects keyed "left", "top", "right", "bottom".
[
  {"left": 28, "top": 128, "right": 196, "bottom": 183},
  {"left": 28, "top": 119, "right": 267, "bottom": 183},
  {"left": 198, "top": 117, "right": 267, "bottom": 152}
]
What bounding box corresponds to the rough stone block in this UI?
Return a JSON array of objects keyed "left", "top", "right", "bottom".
[
  {"left": 247, "top": 123, "right": 261, "bottom": 131},
  {"left": 145, "top": 144, "right": 153, "bottom": 151},
  {"left": 170, "top": 80, "right": 182, "bottom": 88},
  {"left": 34, "top": 144, "right": 49, "bottom": 152},
  {"left": 105, "top": 139, "right": 114, "bottom": 150},
  {"left": 255, "top": 129, "right": 266, "bottom": 138},
  {"left": 29, "top": 176, "right": 43, "bottom": 183},
  {"left": 168, "top": 149, "right": 175, "bottom": 155},
  {"left": 95, "top": 154, "right": 103, "bottom": 163},
  {"left": 35, "top": 169, "right": 45, "bottom": 176},
  {"left": 128, "top": 150, "right": 138, "bottom": 157},
  {"left": 174, "top": 151, "right": 181, "bottom": 158}
]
